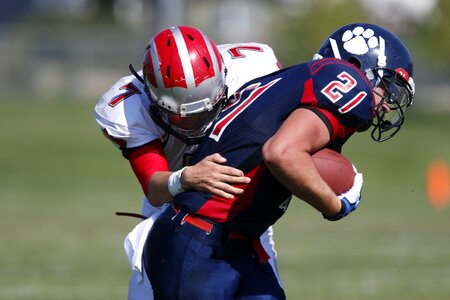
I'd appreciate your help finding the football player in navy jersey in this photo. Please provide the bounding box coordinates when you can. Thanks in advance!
[143,23,416,299]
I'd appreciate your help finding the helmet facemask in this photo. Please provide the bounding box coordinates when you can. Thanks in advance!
[149,85,228,145]
[367,68,414,142]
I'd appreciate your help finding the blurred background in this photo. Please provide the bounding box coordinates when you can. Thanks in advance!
[1,0,450,109]
[1,0,449,299]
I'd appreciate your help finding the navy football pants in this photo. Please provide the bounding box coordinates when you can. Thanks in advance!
[143,206,285,300]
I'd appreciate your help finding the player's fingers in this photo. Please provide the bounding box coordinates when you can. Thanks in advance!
[209,188,235,199]
[202,154,246,177]
[206,153,227,164]
[208,183,244,198]
[205,170,249,184]
[217,174,251,184]
[215,164,246,177]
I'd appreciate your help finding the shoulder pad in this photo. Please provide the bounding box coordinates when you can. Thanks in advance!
[94,75,162,149]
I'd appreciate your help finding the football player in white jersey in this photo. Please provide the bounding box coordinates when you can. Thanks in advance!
[94,25,282,299]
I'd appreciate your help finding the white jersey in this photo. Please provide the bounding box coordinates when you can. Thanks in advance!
[94,42,281,217]
[94,43,282,299]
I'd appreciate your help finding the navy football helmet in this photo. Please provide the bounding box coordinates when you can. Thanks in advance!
[314,23,415,142]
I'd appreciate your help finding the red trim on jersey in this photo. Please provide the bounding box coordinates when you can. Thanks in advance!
[317,107,356,139]
[227,164,267,220]
[128,140,169,195]
[196,164,266,222]
[310,58,349,75]
[338,91,368,114]
[300,78,319,106]
[108,82,141,107]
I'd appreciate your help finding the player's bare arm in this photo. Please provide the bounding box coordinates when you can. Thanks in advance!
[262,108,342,217]
[146,153,250,207]
[181,153,251,200]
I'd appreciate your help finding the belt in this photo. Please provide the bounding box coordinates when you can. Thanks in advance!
[171,206,270,263]
[181,212,213,234]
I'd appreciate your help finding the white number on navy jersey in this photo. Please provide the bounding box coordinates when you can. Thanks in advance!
[321,71,368,114]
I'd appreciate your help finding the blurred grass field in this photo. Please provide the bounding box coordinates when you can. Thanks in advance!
[1,100,449,300]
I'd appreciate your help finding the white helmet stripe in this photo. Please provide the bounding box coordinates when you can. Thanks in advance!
[149,39,164,89]
[171,27,195,89]
[377,36,387,67]
[204,35,221,80]
[330,38,341,59]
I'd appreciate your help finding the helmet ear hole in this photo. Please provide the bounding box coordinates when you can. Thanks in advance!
[203,57,210,68]
[348,57,361,69]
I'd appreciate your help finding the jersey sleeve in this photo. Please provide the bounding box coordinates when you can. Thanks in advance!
[128,139,169,195]
[303,106,355,143]
[94,74,163,150]
[218,42,282,95]
[308,58,375,133]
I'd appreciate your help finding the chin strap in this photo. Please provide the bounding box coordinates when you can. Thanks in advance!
[129,64,146,84]
[115,211,146,219]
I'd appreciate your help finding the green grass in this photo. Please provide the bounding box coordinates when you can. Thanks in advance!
[1,101,449,299]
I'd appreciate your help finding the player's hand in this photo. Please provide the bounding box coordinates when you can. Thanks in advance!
[181,153,251,199]
[324,166,363,221]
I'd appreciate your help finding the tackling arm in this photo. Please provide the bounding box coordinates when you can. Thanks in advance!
[129,140,251,207]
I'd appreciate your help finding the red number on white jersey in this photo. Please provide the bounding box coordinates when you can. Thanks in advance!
[227,45,264,59]
[108,82,141,107]
[321,71,367,114]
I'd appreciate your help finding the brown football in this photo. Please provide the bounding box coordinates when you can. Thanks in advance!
[312,148,356,195]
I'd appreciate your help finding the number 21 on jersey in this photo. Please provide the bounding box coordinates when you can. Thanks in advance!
[321,71,367,114]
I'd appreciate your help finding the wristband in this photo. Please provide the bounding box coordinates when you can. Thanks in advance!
[168,167,186,196]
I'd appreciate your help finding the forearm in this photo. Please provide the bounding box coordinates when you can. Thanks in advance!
[146,153,251,206]
[262,109,341,216]
[265,150,341,216]
[146,171,174,207]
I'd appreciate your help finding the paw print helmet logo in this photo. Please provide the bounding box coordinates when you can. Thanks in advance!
[314,23,416,142]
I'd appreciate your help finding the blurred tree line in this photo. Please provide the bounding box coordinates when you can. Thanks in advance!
[11,0,449,72]
[1,0,448,105]
[15,0,449,72]
[270,0,450,74]
[413,0,450,72]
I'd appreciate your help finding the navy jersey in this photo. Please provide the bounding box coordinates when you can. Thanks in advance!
[173,58,375,237]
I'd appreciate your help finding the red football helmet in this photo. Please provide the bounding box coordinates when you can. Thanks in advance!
[143,25,227,144]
